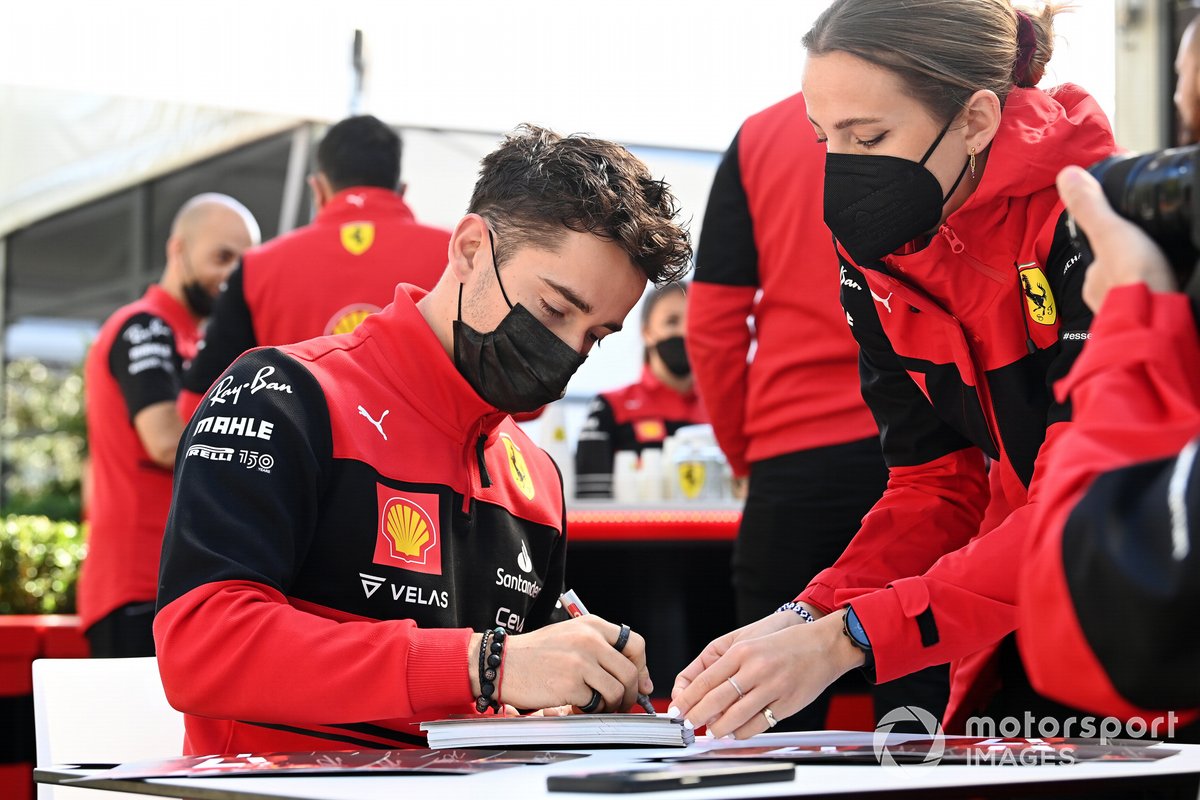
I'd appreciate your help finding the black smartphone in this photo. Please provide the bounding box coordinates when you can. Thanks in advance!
[546,760,795,793]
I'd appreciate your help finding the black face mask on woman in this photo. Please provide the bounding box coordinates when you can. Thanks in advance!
[823,116,970,265]
[654,335,691,378]
[453,231,586,414]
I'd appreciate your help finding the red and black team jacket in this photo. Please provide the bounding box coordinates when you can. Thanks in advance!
[574,366,708,498]
[690,93,878,478]
[155,285,567,755]
[178,188,450,418]
[80,285,199,630]
[794,85,1117,730]
[1020,285,1200,724]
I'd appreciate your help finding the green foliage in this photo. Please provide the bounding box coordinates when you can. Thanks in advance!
[0,359,87,613]
[0,515,86,614]
[2,358,85,521]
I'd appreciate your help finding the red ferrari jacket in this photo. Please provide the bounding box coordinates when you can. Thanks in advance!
[80,285,198,630]
[155,285,567,754]
[575,365,708,498]
[795,85,1117,730]
[1020,284,1200,723]
[179,188,449,418]
[690,93,877,477]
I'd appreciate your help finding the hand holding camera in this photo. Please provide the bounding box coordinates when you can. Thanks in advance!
[1059,164,1177,312]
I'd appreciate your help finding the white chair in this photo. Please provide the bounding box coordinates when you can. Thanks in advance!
[32,657,185,799]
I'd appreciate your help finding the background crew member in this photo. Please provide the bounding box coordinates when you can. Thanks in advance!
[79,193,259,657]
[575,282,707,498]
[1020,165,1200,732]
[1176,16,1200,146]
[691,92,946,729]
[672,0,1121,739]
[179,115,450,418]
[154,125,692,754]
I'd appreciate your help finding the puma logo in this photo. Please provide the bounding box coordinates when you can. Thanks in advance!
[357,405,389,441]
[870,290,894,314]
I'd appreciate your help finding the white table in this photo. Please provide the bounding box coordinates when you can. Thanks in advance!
[35,732,1200,800]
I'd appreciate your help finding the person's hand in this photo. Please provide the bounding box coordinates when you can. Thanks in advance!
[493,616,652,713]
[671,607,818,707]
[1056,165,1177,312]
[669,610,864,739]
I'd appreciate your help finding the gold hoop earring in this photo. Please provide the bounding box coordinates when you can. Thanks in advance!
[969,147,977,179]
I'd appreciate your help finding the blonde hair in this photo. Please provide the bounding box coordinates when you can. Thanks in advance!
[803,0,1068,123]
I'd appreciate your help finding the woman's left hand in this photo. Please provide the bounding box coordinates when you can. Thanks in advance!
[669,611,866,739]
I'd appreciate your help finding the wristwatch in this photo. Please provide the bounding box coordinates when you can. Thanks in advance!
[842,606,875,670]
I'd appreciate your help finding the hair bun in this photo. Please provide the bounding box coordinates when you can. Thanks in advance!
[1013,10,1038,86]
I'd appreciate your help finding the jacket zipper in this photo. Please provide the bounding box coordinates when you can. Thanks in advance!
[462,426,493,515]
[913,228,1004,458]
[476,434,492,488]
[939,225,966,254]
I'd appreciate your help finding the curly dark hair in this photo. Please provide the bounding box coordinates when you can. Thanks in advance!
[468,125,692,286]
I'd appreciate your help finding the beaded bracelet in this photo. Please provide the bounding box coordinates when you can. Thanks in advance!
[776,600,816,624]
[475,626,508,713]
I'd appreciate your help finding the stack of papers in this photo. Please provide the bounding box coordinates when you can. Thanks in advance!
[67,749,584,781]
[421,713,695,749]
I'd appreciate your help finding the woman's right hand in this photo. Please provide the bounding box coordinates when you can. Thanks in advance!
[670,604,821,709]
[482,616,651,713]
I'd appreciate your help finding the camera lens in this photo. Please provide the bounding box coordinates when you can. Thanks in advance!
[1088,145,1200,280]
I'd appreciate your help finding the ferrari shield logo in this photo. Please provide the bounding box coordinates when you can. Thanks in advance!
[340,222,375,255]
[1018,263,1056,325]
[677,461,706,500]
[500,433,535,500]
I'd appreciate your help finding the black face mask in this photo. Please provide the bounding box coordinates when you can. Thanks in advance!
[180,251,216,318]
[453,231,587,413]
[823,117,970,265]
[654,335,691,378]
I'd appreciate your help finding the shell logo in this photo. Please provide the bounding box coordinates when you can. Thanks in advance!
[634,419,667,443]
[386,500,431,558]
[325,303,381,336]
[340,221,375,255]
[373,486,442,574]
[500,433,535,500]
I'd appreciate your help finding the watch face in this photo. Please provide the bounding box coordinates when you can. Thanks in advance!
[846,608,871,650]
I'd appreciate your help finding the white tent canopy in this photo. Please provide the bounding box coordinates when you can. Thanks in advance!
[0,86,300,239]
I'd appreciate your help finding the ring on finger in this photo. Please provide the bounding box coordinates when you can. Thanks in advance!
[614,623,631,653]
[727,677,745,699]
[763,707,778,728]
[580,689,603,714]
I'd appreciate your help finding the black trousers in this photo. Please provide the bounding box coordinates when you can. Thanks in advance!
[734,438,949,731]
[84,600,157,658]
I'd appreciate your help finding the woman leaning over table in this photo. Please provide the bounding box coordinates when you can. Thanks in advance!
[672,0,1127,738]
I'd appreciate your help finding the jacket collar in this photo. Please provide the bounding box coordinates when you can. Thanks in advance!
[862,84,1116,287]
[316,187,415,225]
[143,284,197,337]
[355,284,508,439]
[639,363,698,402]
